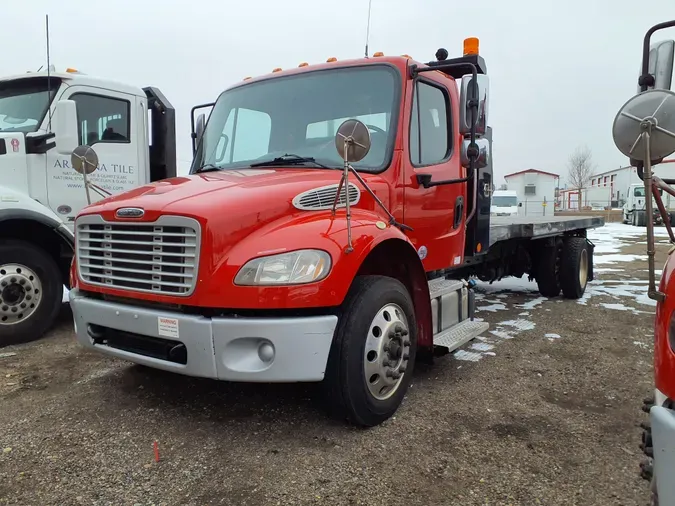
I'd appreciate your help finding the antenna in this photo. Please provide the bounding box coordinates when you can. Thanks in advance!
[364,0,373,58]
[46,14,52,132]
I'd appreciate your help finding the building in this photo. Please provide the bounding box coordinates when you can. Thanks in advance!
[588,159,675,208]
[503,169,559,217]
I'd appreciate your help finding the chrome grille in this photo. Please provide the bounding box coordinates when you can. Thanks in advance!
[76,215,201,296]
[292,183,360,211]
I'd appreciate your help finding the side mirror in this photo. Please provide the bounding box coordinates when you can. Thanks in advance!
[195,113,206,143]
[460,137,490,169]
[55,100,79,155]
[518,202,523,207]
[459,74,489,136]
[639,39,675,93]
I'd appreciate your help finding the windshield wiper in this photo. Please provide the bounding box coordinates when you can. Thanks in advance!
[249,154,334,169]
[194,164,224,174]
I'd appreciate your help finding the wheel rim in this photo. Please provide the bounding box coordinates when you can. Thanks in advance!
[579,249,588,288]
[0,264,42,326]
[363,303,411,401]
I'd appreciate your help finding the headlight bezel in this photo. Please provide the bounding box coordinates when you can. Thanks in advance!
[233,248,332,287]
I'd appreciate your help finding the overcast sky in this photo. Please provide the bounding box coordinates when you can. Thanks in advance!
[3,1,674,185]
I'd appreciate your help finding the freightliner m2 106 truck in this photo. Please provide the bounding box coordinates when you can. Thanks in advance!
[69,39,603,426]
[0,68,176,345]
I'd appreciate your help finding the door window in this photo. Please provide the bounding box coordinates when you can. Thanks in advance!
[70,93,130,145]
[410,81,450,166]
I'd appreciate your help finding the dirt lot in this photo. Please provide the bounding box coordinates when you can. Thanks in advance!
[0,224,665,506]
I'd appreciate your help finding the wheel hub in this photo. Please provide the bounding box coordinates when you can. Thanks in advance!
[0,264,42,325]
[363,303,411,401]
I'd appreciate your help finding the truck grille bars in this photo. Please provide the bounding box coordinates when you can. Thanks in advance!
[76,215,201,296]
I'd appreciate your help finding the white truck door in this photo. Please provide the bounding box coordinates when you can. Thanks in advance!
[46,87,144,220]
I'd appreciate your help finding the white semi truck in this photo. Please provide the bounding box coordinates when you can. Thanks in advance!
[0,67,176,346]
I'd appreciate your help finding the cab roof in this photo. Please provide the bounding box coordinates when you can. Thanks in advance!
[0,69,146,98]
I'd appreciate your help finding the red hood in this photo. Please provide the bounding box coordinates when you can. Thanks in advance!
[83,168,390,218]
[78,168,392,288]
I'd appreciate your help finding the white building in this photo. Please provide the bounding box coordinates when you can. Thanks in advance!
[589,159,675,207]
[504,169,559,217]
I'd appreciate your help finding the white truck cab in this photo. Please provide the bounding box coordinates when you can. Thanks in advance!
[0,67,176,346]
[490,189,519,216]
[622,182,672,226]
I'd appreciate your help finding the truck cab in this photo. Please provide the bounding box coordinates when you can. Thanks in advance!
[0,67,175,346]
[623,182,669,226]
[68,39,595,426]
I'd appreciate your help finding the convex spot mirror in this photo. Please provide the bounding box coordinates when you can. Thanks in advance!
[335,119,371,162]
[461,137,490,169]
[459,74,489,136]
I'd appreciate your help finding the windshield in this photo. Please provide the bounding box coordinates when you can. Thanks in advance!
[492,196,518,207]
[0,78,59,133]
[634,187,663,197]
[193,65,400,172]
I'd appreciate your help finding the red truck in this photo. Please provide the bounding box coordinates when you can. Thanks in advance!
[69,38,603,426]
[620,20,675,505]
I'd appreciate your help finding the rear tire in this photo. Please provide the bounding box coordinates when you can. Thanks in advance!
[636,210,647,227]
[560,237,589,299]
[323,275,417,427]
[0,240,62,348]
[535,239,561,297]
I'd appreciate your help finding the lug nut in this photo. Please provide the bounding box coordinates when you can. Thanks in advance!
[403,340,411,347]
[392,372,401,380]
[401,329,409,336]
[399,366,407,373]
[402,353,409,360]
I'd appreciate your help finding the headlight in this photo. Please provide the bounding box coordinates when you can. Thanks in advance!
[234,249,331,286]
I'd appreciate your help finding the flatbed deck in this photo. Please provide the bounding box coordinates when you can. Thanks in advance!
[489,215,605,246]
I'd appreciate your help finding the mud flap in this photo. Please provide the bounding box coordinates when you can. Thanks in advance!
[586,239,595,282]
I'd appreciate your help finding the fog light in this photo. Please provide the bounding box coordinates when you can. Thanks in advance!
[258,342,275,363]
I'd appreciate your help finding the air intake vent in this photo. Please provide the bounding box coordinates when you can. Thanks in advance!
[292,183,360,211]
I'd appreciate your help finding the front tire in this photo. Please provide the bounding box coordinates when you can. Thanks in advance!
[323,275,417,427]
[0,240,62,347]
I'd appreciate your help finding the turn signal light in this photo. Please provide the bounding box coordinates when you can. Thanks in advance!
[401,54,412,59]
[373,52,384,57]
[463,37,479,56]
[299,62,309,67]
[65,67,79,73]
[243,76,252,80]
[272,68,282,73]
[326,57,337,62]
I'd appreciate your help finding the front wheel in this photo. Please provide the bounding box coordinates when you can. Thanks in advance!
[323,275,417,427]
[0,240,63,347]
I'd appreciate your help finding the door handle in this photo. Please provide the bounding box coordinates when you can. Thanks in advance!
[454,196,464,229]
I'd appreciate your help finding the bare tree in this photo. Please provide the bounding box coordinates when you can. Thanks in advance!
[567,145,595,190]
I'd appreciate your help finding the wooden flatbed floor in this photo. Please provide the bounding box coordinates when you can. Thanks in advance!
[489,215,605,246]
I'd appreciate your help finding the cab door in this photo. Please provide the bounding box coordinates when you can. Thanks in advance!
[46,87,143,224]
[402,74,465,272]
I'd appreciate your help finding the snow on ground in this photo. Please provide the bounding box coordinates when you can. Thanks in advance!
[455,221,667,364]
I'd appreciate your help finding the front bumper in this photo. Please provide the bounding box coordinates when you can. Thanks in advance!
[69,289,338,382]
[650,389,675,501]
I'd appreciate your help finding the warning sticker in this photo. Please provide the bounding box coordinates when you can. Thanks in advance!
[10,139,19,152]
[157,317,179,338]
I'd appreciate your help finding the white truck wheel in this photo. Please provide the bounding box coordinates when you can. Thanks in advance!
[0,240,62,347]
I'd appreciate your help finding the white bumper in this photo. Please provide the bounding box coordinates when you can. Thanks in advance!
[69,289,338,382]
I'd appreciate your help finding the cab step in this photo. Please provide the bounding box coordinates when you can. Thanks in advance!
[433,320,489,352]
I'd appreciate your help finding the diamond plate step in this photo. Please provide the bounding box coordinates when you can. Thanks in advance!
[428,277,464,300]
[433,320,489,352]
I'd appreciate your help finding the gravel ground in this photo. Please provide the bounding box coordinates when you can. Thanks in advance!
[0,224,664,506]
